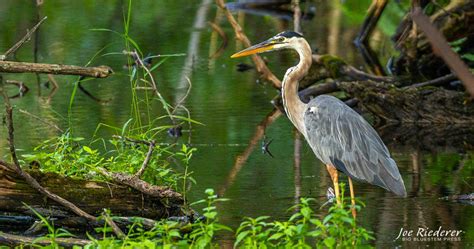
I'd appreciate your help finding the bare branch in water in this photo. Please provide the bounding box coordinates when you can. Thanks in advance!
[216,0,282,88]
[208,21,229,59]
[1,16,48,61]
[0,61,113,78]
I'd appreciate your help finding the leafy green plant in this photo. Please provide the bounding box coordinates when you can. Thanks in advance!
[235,216,272,248]
[450,37,474,64]
[189,188,232,248]
[176,144,197,204]
[24,204,75,248]
[234,183,374,248]
[21,133,99,177]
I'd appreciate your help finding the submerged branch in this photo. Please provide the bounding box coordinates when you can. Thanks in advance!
[18,109,63,132]
[208,21,228,59]
[216,0,282,88]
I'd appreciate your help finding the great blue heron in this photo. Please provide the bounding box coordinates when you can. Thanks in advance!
[231,31,407,215]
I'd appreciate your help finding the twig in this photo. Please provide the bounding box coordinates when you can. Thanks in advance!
[215,0,282,88]
[134,140,156,178]
[113,135,157,177]
[208,22,228,59]
[0,80,96,222]
[5,80,29,97]
[0,17,48,61]
[172,77,192,116]
[411,6,474,96]
[123,50,173,120]
[0,231,91,247]
[292,0,302,34]
[18,109,63,132]
[102,210,125,239]
[405,73,457,89]
[0,61,113,78]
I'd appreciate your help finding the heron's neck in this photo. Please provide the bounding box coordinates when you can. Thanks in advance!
[281,40,312,136]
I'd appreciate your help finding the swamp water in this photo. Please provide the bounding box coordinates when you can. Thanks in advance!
[0,1,472,247]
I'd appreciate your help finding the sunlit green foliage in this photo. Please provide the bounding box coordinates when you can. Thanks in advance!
[235,184,374,248]
[21,188,373,248]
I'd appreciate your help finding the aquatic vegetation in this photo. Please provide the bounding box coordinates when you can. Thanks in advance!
[235,185,374,248]
[21,187,373,248]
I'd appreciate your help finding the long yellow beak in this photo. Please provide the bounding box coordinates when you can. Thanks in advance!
[231,41,275,58]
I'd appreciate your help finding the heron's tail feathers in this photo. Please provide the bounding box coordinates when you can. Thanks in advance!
[377,158,407,197]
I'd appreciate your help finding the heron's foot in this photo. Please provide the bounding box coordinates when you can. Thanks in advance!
[327,186,335,202]
[319,187,336,209]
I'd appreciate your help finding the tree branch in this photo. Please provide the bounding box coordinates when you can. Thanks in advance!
[410,6,474,96]
[292,0,302,34]
[0,16,48,61]
[134,140,156,178]
[405,73,457,89]
[216,0,282,88]
[0,61,112,78]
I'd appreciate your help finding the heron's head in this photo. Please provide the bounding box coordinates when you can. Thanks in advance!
[231,31,304,58]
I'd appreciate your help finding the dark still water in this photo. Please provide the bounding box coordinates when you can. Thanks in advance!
[0,0,472,248]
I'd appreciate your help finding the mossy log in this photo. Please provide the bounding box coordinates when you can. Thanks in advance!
[338,80,474,124]
[0,164,184,220]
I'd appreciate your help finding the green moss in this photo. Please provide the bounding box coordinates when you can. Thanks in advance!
[319,54,348,78]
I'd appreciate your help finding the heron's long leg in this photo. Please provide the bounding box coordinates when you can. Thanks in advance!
[326,164,340,204]
[348,177,357,219]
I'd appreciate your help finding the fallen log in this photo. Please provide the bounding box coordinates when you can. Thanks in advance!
[0,164,183,220]
[338,80,474,124]
[0,61,113,78]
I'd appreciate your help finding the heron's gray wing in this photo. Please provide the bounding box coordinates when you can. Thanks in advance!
[304,95,406,197]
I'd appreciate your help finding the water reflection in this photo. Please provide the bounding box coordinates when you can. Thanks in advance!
[0,0,472,247]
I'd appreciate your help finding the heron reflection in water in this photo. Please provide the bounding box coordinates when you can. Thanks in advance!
[231,31,406,216]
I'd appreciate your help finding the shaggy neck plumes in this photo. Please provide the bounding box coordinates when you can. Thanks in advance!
[281,39,312,137]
